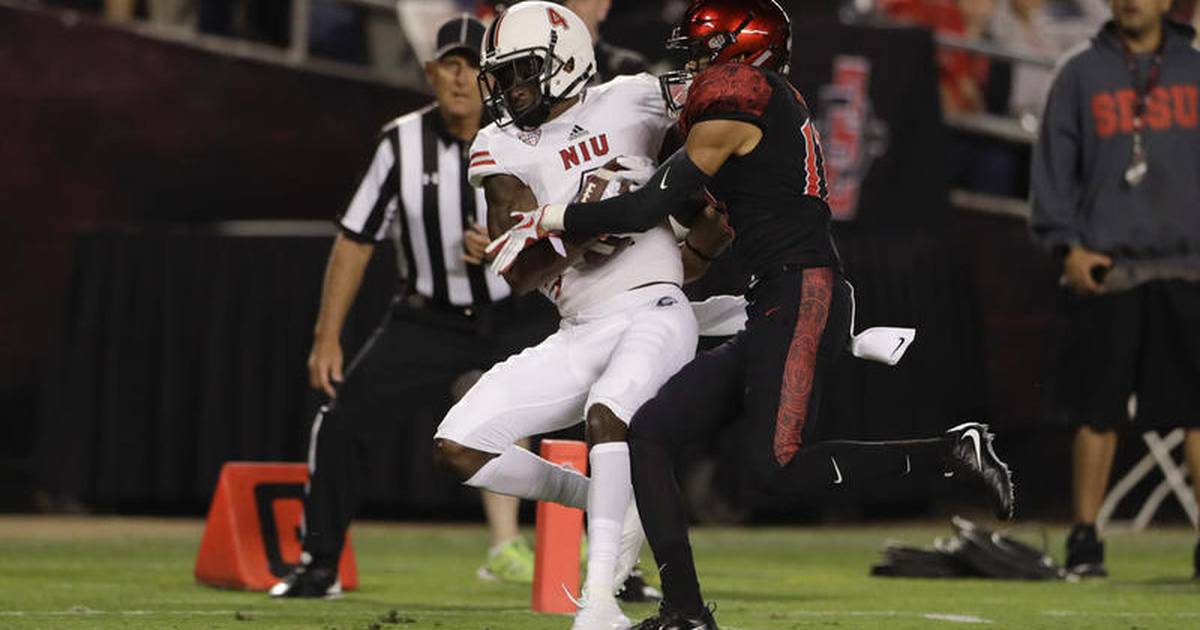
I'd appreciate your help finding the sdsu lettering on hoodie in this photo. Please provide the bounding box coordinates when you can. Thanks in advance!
[1031,20,1200,269]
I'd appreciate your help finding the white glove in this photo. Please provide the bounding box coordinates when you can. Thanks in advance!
[485,205,567,275]
[607,156,657,194]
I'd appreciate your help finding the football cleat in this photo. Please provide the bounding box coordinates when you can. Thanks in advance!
[477,537,535,583]
[617,568,663,603]
[945,422,1015,520]
[570,587,631,630]
[268,561,342,599]
[1065,523,1108,578]
[633,602,718,630]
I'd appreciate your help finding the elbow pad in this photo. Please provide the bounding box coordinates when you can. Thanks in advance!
[564,148,711,238]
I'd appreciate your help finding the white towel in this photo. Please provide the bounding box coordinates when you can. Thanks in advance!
[687,281,916,365]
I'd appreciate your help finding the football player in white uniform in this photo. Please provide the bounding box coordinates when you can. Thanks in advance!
[432,3,728,629]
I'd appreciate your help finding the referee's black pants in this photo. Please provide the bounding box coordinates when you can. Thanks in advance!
[302,298,555,567]
[628,267,955,615]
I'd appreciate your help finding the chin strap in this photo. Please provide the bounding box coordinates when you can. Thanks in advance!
[513,99,553,131]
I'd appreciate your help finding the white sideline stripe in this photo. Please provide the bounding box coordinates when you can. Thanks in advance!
[923,613,991,624]
[1043,610,1200,618]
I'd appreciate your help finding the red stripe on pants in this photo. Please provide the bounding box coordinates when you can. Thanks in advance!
[773,267,833,466]
[802,121,820,197]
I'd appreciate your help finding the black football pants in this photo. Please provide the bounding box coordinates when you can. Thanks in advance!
[628,267,953,614]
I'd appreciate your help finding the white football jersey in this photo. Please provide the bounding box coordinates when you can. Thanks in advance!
[468,73,681,318]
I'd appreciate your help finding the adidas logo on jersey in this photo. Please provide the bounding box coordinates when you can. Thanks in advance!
[568,125,589,141]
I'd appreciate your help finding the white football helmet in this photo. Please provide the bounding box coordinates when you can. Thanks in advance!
[479,1,596,130]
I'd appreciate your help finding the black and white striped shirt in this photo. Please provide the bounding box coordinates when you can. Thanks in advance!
[338,105,510,308]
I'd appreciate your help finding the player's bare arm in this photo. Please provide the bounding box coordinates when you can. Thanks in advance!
[684,118,762,175]
[482,173,581,293]
[483,173,538,237]
[309,233,375,397]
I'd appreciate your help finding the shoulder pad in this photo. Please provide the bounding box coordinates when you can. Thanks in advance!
[681,63,772,134]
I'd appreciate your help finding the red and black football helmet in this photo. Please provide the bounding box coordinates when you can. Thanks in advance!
[660,0,792,112]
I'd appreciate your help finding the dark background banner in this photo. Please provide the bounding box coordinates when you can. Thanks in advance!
[0,4,425,442]
[789,20,951,227]
[35,222,988,518]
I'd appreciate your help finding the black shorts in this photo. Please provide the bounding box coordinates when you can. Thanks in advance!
[628,266,852,487]
[1057,279,1200,429]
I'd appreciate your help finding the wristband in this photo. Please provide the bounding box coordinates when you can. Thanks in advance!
[540,204,567,232]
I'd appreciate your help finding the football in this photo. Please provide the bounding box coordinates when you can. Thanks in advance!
[575,157,636,203]
[502,158,638,292]
[577,158,638,266]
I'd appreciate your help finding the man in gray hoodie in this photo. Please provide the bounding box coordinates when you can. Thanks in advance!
[1031,0,1200,578]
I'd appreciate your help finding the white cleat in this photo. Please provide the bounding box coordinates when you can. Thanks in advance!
[571,591,631,630]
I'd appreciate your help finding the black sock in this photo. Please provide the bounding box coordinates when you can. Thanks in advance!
[1069,522,1099,543]
[773,437,953,493]
[629,433,706,616]
[307,551,339,571]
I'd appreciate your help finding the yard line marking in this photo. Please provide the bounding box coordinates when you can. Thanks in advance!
[923,613,992,624]
[0,611,249,617]
[771,610,1200,620]
[1043,610,1200,618]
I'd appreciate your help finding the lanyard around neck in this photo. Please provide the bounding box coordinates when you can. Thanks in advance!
[1118,32,1167,127]
[1117,32,1166,187]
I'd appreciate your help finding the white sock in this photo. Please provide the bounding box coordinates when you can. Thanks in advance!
[464,445,589,509]
[584,442,633,597]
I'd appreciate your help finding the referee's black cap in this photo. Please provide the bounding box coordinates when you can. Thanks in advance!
[434,14,487,65]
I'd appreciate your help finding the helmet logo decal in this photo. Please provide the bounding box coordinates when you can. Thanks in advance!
[547,7,569,29]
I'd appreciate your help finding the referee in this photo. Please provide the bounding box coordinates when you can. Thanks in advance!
[271,15,556,598]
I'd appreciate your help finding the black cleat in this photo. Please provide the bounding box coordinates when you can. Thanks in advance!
[633,602,718,630]
[268,561,342,598]
[1065,523,1107,578]
[945,423,1015,520]
[617,568,662,603]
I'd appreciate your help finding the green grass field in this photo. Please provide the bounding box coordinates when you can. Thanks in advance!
[1,516,1198,629]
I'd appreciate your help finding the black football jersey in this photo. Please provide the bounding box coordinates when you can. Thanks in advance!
[680,62,840,275]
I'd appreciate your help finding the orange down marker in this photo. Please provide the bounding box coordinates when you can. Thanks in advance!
[531,439,588,613]
[194,462,358,591]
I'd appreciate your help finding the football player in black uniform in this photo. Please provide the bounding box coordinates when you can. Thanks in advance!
[487,1,1015,628]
